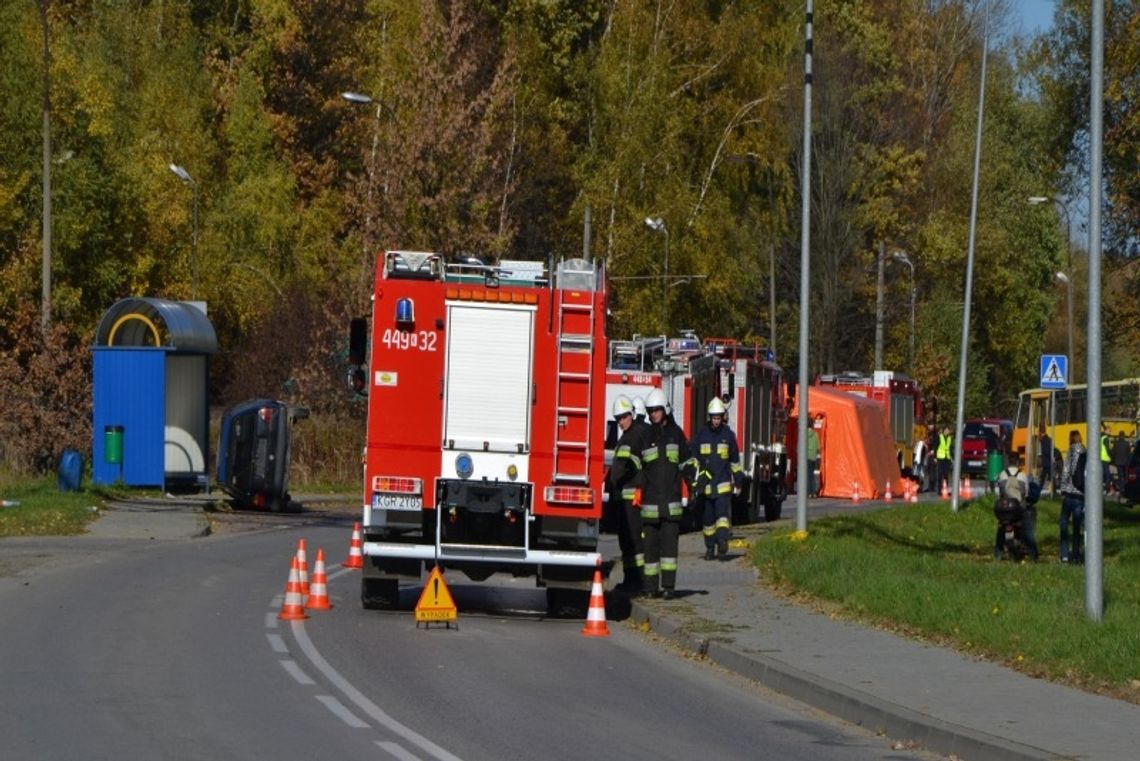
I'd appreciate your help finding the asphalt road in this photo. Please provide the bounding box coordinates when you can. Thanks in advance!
[0,522,937,761]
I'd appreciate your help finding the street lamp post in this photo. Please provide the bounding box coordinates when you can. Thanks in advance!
[342,91,384,255]
[644,216,669,330]
[168,164,198,300]
[1055,271,1074,368]
[892,251,915,372]
[1028,195,1072,272]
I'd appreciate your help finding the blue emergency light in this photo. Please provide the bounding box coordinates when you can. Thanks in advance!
[395,298,414,324]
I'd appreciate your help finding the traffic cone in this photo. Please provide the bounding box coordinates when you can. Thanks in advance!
[277,558,309,621]
[941,479,950,500]
[964,477,973,499]
[884,480,893,502]
[581,560,610,638]
[901,479,910,502]
[909,480,918,503]
[851,481,860,503]
[343,522,364,569]
[295,539,310,595]
[307,549,333,611]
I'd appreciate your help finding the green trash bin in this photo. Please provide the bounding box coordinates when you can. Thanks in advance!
[104,425,124,465]
[986,449,1004,485]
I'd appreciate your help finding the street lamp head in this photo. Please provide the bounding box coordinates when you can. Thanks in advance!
[341,91,374,105]
[169,163,194,184]
[644,216,665,233]
[891,250,912,266]
[1027,196,1050,205]
[1055,271,1070,284]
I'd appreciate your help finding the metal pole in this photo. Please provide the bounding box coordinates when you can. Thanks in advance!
[875,240,885,371]
[191,182,199,301]
[1066,276,1074,368]
[951,1,988,512]
[909,282,916,372]
[583,205,592,262]
[1085,0,1104,623]
[769,241,777,355]
[39,0,51,332]
[663,226,670,329]
[796,0,813,534]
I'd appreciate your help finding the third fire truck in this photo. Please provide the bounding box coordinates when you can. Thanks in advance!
[604,334,788,523]
[347,252,608,614]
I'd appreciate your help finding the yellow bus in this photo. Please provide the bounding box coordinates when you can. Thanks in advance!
[1012,379,1140,476]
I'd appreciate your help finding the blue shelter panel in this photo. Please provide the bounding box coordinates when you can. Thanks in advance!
[92,349,166,486]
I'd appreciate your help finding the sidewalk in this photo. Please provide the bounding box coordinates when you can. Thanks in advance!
[624,498,1140,761]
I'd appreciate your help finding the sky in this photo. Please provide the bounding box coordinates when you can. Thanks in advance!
[1011,0,1058,37]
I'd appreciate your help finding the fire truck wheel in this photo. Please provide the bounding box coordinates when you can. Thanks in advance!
[545,587,589,619]
[361,578,399,610]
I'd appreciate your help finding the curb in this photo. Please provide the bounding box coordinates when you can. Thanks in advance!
[628,600,1058,761]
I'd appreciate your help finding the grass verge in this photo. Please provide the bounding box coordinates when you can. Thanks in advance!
[752,496,1140,703]
[0,472,123,537]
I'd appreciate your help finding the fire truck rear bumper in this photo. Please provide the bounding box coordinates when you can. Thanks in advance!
[361,541,601,568]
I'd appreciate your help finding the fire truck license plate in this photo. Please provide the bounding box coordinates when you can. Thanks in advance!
[372,494,423,510]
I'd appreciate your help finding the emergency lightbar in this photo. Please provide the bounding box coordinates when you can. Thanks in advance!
[444,287,539,304]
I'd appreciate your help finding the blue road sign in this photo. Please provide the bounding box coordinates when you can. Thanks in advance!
[1040,354,1068,389]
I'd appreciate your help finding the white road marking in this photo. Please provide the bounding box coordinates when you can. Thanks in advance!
[266,633,288,653]
[265,611,279,628]
[316,695,370,728]
[290,621,465,761]
[279,659,316,685]
[376,740,425,761]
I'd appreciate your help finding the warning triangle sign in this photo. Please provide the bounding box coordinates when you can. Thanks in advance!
[1044,358,1064,383]
[414,567,457,624]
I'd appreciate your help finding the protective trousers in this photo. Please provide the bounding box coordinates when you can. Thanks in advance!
[616,497,644,586]
[702,494,731,553]
[641,517,679,595]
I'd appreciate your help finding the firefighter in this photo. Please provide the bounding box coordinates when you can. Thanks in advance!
[692,397,743,560]
[632,395,648,424]
[608,395,649,593]
[639,388,696,599]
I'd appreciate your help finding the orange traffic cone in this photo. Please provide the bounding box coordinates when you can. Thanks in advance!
[295,538,310,595]
[941,479,950,500]
[307,549,333,611]
[851,481,861,503]
[581,560,610,638]
[278,558,309,621]
[901,479,910,502]
[343,522,364,569]
[884,480,893,502]
[964,477,973,499]
[911,480,919,503]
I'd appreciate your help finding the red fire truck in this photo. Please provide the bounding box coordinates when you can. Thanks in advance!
[813,371,925,468]
[347,252,608,613]
[602,334,788,524]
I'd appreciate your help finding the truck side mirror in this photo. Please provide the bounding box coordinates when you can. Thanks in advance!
[349,317,368,365]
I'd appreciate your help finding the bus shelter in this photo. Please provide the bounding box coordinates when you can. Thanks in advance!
[91,297,217,489]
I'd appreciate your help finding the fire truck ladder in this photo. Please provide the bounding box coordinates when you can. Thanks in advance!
[552,281,596,484]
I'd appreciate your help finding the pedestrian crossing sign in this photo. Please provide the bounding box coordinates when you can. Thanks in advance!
[1040,354,1067,389]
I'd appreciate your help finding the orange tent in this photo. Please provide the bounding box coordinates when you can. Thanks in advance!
[790,385,902,500]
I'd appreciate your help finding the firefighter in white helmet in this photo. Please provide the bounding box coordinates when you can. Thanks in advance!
[607,395,650,592]
[639,387,696,598]
[691,396,743,560]
[632,396,648,423]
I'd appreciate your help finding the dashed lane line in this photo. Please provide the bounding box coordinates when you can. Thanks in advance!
[289,620,465,761]
[315,695,370,728]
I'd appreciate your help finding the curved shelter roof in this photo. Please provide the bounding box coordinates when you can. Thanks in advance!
[94,297,217,353]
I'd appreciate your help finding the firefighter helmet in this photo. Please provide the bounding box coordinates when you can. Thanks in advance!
[645,388,668,411]
[612,395,634,419]
[707,397,728,417]
[633,396,647,419]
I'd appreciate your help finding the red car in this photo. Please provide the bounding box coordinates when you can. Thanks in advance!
[960,419,1013,477]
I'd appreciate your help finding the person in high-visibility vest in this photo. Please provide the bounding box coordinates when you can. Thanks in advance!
[936,426,954,490]
[639,388,695,599]
[1099,424,1112,494]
